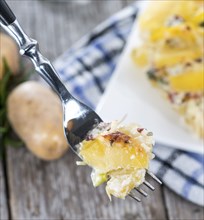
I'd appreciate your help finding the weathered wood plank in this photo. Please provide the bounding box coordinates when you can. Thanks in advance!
[7,0,128,61]
[164,187,204,220]
[5,0,167,219]
[7,147,166,220]
[0,160,9,220]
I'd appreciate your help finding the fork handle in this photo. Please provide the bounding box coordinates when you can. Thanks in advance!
[0,0,71,101]
[0,0,16,25]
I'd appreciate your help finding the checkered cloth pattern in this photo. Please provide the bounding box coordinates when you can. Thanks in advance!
[54,3,204,206]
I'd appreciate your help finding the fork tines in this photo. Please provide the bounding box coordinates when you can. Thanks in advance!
[146,170,162,185]
[129,170,162,202]
[144,180,155,191]
[134,187,148,197]
[128,193,141,202]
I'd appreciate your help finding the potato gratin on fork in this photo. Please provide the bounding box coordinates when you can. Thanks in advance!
[132,0,204,138]
[77,121,155,200]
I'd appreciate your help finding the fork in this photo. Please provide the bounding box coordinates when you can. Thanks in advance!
[129,170,162,202]
[0,0,161,201]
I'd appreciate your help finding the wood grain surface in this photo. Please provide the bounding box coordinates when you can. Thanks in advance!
[1,0,203,219]
[0,160,8,220]
[164,187,204,220]
[7,147,167,220]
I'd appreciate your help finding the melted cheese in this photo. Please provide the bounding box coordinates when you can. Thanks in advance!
[78,122,154,199]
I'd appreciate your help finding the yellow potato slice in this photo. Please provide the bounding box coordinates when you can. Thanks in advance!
[169,71,204,92]
[79,133,149,174]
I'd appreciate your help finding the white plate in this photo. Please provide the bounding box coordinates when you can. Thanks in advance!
[96,2,204,154]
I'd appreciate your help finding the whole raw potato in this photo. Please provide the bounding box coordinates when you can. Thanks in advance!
[0,32,19,79]
[7,81,69,160]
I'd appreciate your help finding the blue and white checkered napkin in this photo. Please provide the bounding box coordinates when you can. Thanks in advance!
[54,4,204,206]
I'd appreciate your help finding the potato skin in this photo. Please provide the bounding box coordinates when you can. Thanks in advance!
[7,81,69,160]
[0,32,19,79]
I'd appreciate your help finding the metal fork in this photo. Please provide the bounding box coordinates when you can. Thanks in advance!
[129,170,162,202]
[0,0,161,201]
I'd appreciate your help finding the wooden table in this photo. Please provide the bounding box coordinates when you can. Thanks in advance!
[1,1,203,219]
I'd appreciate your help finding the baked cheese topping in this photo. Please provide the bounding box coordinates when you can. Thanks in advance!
[77,121,154,199]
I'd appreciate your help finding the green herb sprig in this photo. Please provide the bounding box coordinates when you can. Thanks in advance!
[199,21,204,27]
[0,60,32,157]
